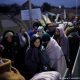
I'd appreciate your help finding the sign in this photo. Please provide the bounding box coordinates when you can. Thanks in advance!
[21,8,42,21]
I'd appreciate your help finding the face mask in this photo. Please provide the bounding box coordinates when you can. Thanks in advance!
[42,43,47,48]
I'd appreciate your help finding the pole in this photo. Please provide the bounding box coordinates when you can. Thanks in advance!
[76,0,78,17]
[64,9,66,20]
[28,0,33,29]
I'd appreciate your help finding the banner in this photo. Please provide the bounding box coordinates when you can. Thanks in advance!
[21,8,42,20]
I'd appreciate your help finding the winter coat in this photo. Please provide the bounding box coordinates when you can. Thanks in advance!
[15,32,30,64]
[68,32,80,70]
[57,26,69,62]
[25,35,50,79]
[25,47,50,79]
[15,32,30,79]
[16,32,30,49]
[46,38,67,77]
[1,31,18,66]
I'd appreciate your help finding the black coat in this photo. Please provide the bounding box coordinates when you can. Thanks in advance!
[25,47,50,79]
[1,31,18,66]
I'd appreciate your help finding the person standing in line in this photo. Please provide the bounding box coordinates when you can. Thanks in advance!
[15,27,30,78]
[1,30,18,67]
[42,33,67,77]
[25,34,50,79]
[54,26,69,67]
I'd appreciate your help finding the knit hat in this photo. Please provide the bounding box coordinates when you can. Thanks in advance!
[42,33,50,42]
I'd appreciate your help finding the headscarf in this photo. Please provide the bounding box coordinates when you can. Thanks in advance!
[30,34,42,48]
[57,26,66,38]
[56,26,69,61]
[42,33,50,42]
[1,30,14,45]
[37,26,44,32]
[5,32,13,38]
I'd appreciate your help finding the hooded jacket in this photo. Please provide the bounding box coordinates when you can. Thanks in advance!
[46,38,67,77]
[25,35,50,79]
[1,30,18,66]
[57,26,69,61]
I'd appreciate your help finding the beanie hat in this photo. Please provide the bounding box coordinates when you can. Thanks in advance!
[42,33,50,42]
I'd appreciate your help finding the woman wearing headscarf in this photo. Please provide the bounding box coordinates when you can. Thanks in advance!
[25,34,50,79]
[1,30,18,67]
[54,26,69,66]
[0,44,25,80]
[36,26,45,38]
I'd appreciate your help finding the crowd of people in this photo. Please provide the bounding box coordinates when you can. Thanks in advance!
[0,17,80,80]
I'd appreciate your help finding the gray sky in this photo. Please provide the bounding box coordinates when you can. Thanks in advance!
[0,0,80,8]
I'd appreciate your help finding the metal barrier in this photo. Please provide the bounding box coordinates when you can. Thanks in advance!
[72,46,80,79]
[61,46,80,80]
